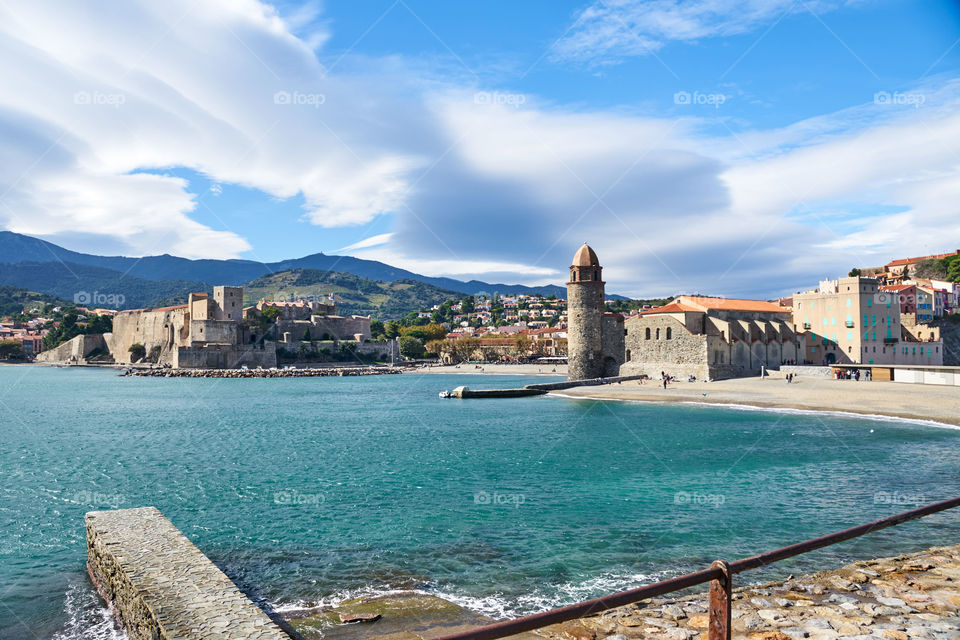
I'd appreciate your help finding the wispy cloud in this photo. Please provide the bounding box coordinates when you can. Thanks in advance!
[336,232,394,252]
[550,0,855,65]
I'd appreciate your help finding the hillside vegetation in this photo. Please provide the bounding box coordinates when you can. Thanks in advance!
[242,269,462,319]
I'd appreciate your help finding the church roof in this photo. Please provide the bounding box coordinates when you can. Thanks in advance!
[639,302,701,315]
[572,243,600,267]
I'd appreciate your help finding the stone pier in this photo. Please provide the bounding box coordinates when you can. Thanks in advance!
[86,506,291,640]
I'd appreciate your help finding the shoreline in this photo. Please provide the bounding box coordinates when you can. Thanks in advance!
[549,374,960,427]
[286,544,960,640]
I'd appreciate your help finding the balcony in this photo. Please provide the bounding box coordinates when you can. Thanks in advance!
[845,321,855,328]
[884,337,899,344]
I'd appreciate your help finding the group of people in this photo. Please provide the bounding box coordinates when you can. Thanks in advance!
[834,368,871,381]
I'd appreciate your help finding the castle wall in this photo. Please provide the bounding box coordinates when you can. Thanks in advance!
[35,334,109,364]
[600,314,625,377]
[188,320,237,345]
[110,308,188,365]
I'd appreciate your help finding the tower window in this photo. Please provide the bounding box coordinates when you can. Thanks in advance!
[645,328,651,340]
[656,328,661,339]
[594,270,598,280]
[666,327,672,340]
[626,349,631,361]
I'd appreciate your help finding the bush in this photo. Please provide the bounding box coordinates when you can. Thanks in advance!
[128,343,146,361]
[398,335,425,359]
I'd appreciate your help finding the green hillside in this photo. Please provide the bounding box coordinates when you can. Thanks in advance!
[0,286,73,317]
[243,269,461,319]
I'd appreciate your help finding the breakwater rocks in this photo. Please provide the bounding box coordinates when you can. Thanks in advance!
[122,366,401,378]
[545,544,960,640]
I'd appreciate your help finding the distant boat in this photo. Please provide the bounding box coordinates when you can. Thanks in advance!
[439,390,452,398]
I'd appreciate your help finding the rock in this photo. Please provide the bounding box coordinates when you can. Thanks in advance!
[876,596,906,607]
[882,631,909,640]
[601,635,628,640]
[662,604,686,620]
[802,618,833,630]
[746,633,791,640]
[686,614,709,629]
[828,577,855,591]
[559,623,595,640]
[826,593,857,605]
[777,626,809,639]
[752,597,775,608]
[758,609,785,622]
[339,613,382,623]
[641,617,676,628]
[773,598,794,607]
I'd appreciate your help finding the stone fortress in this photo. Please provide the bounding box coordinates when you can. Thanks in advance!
[39,286,375,369]
[567,245,803,381]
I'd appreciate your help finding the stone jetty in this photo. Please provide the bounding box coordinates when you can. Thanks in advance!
[86,507,291,640]
[122,366,401,378]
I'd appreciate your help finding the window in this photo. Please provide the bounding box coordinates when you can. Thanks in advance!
[645,328,651,340]
[867,298,872,307]
[666,327,672,339]
[656,328,660,339]
[872,314,876,326]
[593,270,599,280]
[626,349,631,361]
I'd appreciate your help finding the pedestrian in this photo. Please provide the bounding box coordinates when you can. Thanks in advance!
[663,377,667,389]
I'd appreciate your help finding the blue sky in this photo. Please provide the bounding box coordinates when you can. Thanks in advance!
[0,1,958,297]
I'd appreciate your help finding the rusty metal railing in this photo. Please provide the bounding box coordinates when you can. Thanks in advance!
[432,495,960,640]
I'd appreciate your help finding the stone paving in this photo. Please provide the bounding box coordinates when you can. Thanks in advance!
[543,545,960,640]
[86,507,290,640]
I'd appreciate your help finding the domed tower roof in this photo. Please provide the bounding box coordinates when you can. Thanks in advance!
[572,243,600,267]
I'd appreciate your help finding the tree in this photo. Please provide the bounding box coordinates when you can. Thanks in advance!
[303,328,312,341]
[370,319,385,337]
[848,268,862,277]
[0,340,24,360]
[128,343,146,361]
[460,296,475,314]
[401,323,447,343]
[398,335,425,359]
[385,321,402,339]
[947,256,960,283]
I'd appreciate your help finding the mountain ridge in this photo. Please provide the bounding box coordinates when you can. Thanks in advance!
[0,231,607,298]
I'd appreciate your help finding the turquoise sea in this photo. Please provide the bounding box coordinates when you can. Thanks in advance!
[1,365,959,640]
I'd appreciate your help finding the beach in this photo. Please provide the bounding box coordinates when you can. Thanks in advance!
[550,373,960,427]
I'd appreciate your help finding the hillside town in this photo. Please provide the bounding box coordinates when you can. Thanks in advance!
[2,249,958,375]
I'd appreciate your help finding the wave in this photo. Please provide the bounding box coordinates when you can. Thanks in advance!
[269,569,670,621]
[51,582,123,640]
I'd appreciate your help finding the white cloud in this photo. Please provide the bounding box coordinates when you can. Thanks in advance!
[336,233,395,252]
[551,0,855,65]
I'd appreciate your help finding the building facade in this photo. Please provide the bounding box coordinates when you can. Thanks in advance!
[793,276,943,366]
[565,244,624,380]
[621,296,802,381]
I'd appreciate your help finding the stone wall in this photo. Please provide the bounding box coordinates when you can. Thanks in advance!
[85,507,289,640]
[600,314,625,377]
[174,342,277,369]
[35,333,109,364]
[622,314,711,379]
[566,280,605,380]
[111,307,188,365]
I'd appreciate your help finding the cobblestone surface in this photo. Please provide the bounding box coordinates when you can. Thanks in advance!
[86,507,290,640]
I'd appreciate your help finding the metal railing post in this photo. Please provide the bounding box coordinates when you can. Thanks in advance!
[708,560,731,640]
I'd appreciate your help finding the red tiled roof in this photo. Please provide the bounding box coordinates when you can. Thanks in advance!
[639,302,701,315]
[885,251,959,267]
[150,304,189,312]
[678,296,787,313]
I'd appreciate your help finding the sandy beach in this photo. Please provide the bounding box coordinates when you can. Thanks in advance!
[550,372,960,427]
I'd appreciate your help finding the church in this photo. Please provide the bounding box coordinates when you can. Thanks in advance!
[566,245,803,381]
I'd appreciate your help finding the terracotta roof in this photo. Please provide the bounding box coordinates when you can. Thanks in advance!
[885,251,959,267]
[881,284,914,291]
[572,243,600,267]
[678,296,788,313]
[639,302,701,315]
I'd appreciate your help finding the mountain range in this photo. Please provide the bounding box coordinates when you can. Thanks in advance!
[0,231,620,315]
